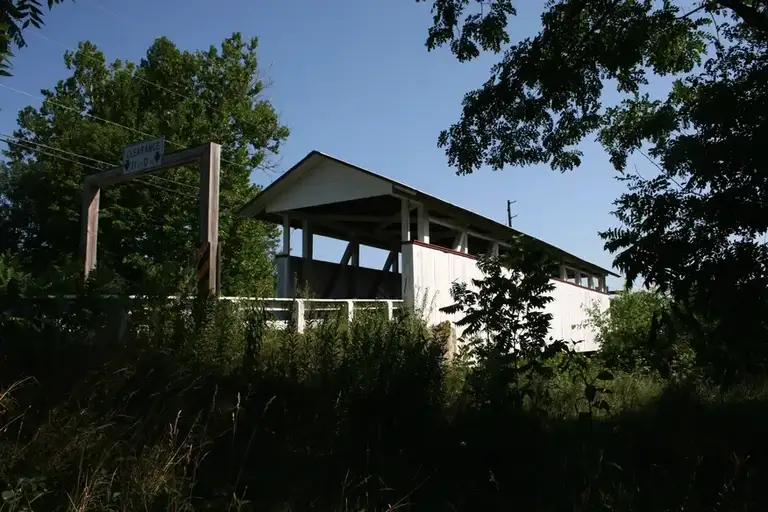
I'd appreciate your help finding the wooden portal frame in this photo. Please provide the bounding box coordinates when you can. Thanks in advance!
[79,142,221,294]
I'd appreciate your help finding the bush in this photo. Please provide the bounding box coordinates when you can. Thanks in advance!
[3,261,768,509]
[586,290,697,380]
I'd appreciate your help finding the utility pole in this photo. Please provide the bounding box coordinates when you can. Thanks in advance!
[506,199,517,227]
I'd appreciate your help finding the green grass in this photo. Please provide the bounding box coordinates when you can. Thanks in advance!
[2,297,768,511]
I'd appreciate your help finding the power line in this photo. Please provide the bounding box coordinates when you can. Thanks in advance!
[1,137,104,172]
[27,31,199,110]
[1,83,179,148]
[132,178,197,200]
[0,137,197,201]
[0,137,242,218]
[1,133,199,193]
[24,28,277,176]
[2,81,272,178]
[1,132,115,169]
[636,148,700,196]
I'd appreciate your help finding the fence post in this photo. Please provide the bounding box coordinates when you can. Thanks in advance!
[294,299,306,333]
[386,300,394,322]
[345,300,354,324]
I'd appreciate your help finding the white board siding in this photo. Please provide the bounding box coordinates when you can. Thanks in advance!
[402,242,484,329]
[401,242,609,351]
[266,160,392,213]
[544,280,610,352]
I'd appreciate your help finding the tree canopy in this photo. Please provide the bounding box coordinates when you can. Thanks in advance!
[419,0,768,374]
[0,33,289,295]
[1,0,69,76]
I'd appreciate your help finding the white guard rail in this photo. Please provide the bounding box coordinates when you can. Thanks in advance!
[40,296,405,334]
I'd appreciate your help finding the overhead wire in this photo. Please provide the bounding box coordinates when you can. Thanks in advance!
[1,132,115,169]
[130,178,198,200]
[0,132,199,193]
[1,137,104,172]
[1,83,175,147]
[636,147,702,197]
[0,137,198,200]
[7,9,288,219]
[24,27,278,177]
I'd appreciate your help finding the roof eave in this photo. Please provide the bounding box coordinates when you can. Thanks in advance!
[238,151,621,278]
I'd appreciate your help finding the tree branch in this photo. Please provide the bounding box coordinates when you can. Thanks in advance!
[677,3,708,19]
[717,0,768,35]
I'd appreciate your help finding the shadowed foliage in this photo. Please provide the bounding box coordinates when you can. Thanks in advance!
[0,34,288,295]
[1,0,70,76]
[417,0,768,379]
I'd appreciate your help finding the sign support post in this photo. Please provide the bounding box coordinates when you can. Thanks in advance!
[80,141,221,295]
[198,142,220,296]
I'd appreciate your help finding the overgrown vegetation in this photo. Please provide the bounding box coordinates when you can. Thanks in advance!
[584,289,698,381]
[3,248,768,510]
[1,33,286,296]
[2,2,768,508]
[417,0,768,379]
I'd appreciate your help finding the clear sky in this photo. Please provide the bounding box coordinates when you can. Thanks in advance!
[0,0,664,290]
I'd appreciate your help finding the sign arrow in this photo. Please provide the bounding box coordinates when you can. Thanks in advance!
[122,137,165,175]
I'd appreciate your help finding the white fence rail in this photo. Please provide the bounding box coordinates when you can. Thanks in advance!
[220,298,405,332]
[36,296,405,334]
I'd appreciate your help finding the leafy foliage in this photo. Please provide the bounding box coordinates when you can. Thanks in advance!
[0,0,68,76]
[4,289,768,510]
[442,236,565,407]
[586,289,697,379]
[419,0,768,376]
[0,34,288,295]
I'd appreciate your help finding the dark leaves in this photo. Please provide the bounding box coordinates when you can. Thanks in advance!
[422,0,768,377]
[419,0,709,174]
[1,0,69,76]
[440,235,564,407]
[1,35,287,296]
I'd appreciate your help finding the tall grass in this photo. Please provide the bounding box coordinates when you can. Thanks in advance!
[2,296,768,510]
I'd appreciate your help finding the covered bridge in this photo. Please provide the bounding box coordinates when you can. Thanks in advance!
[239,151,618,350]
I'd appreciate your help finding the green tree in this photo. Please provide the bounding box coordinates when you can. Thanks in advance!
[1,0,69,76]
[419,0,768,374]
[0,34,288,295]
[442,236,564,408]
[585,290,697,379]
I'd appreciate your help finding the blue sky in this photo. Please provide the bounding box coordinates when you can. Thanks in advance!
[1,0,665,290]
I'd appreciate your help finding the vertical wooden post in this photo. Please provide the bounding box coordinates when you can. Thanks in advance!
[453,231,468,253]
[345,299,355,324]
[302,220,312,259]
[416,204,429,244]
[199,142,221,296]
[216,241,223,295]
[294,300,306,333]
[277,215,292,297]
[80,180,101,283]
[400,198,411,242]
[349,241,359,297]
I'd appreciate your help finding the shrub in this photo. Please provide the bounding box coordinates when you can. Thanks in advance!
[3,264,768,510]
[586,290,697,380]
